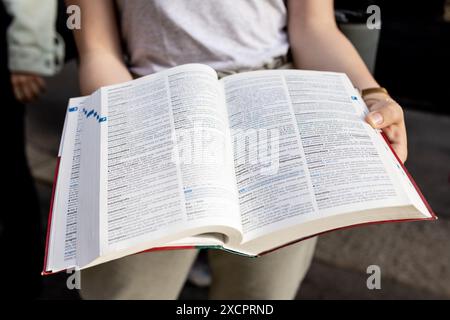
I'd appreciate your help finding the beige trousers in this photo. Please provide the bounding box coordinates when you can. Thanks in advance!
[81,238,317,300]
[81,57,318,300]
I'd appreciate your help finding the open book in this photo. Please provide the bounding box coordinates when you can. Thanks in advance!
[43,64,435,274]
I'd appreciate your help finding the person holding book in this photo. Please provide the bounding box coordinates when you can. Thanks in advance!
[67,0,409,299]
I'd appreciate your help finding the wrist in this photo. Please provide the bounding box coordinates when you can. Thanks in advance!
[361,87,389,98]
[361,87,391,108]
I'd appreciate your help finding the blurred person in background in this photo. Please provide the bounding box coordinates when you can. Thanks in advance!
[69,0,408,299]
[0,0,64,299]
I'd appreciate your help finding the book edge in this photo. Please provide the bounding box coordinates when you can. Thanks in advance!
[380,132,437,219]
[257,215,435,257]
[42,157,61,275]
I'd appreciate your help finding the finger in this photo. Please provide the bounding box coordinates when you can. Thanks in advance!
[382,125,397,143]
[20,84,34,103]
[33,76,46,91]
[28,80,43,99]
[13,85,24,102]
[366,100,404,129]
[391,141,408,163]
[382,123,408,163]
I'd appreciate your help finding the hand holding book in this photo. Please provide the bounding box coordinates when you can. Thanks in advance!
[363,88,408,163]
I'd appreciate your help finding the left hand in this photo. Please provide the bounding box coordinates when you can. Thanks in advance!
[11,72,46,103]
[364,93,408,163]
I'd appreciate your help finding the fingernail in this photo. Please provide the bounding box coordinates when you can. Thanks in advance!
[369,112,383,125]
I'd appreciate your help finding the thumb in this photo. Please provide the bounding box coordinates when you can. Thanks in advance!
[366,99,403,129]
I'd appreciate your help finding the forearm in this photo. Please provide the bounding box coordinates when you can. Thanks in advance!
[67,0,131,95]
[78,50,132,95]
[290,26,379,91]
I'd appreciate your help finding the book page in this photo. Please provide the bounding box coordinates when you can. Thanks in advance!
[222,72,317,242]
[62,101,83,263]
[77,91,104,266]
[98,64,242,255]
[45,97,86,272]
[222,69,414,243]
[167,66,242,237]
[284,70,413,217]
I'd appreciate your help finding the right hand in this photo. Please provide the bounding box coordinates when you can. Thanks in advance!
[365,93,408,163]
[11,72,46,103]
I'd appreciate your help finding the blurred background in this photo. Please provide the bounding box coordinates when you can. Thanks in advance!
[5,0,450,299]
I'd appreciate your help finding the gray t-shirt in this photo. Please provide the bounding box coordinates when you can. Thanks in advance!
[116,0,289,76]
